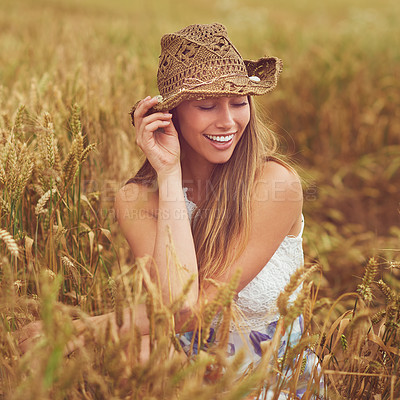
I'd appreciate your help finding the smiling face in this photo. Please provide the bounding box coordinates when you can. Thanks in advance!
[174,96,251,172]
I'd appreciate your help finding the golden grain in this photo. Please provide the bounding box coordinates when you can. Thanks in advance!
[376,279,395,303]
[70,104,81,137]
[0,164,6,186]
[11,105,26,140]
[0,228,19,258]
[80,143,96,164]
[62,144,79,184]
[61,256,79,285]
[35,188,57,215]
[74,132,84,164]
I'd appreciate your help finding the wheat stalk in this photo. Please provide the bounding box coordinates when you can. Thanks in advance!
[303,282,312,328]
[11,105,26,140]
[62,139,79,184]
[4,137,18,194]
[44,115,56,168]
[376,279,395,303]
[0,164,6,186]
[284,286,308,328]
[15,143,34,200]
[35,188,57,215]
[74,132,84,164]
[0,228,19,257]
[108,276,117,309]
[70,103,81,136]
[278,265,319,316]
[0,198,10,213]
[371,310,386,325]
[61,256,79,286]
[115,282,124,330]
[80,142,96,163]
[357,257,379,303]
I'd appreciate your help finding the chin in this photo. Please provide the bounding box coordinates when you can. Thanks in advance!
[208,154,234,165]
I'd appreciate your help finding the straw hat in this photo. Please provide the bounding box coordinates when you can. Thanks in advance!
[130,23,282,124]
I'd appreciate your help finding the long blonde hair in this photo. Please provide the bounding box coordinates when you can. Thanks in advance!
[129,97,285,283]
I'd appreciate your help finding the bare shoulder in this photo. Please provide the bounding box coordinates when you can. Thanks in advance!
[114,182,158,222]
[114,182,158,245]
[114,182,158,258]
[252,160,303,236]
[254,160,303,204]
[115,181,156,204]
[221,160,303,290]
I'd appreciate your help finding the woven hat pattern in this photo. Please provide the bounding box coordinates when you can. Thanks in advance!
[131,23,282,120]
[157,24,247,99]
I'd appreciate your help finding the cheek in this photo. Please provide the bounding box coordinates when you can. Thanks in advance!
[178,113,207,138]
[177,118,193,141]
[240,109,251,129]
[175,116,200,146]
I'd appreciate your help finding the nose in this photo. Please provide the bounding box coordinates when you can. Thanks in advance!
[215,104,235,131]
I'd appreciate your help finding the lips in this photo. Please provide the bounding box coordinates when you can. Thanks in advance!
[203,133,236,151]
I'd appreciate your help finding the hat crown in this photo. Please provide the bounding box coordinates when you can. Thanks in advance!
[130,23,282,124]
[164,23,229,46]
[157,23,247,99]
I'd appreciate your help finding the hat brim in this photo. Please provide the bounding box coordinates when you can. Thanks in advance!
[130,56,282,126]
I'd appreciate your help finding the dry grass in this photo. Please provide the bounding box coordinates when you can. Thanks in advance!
[0,0,399,398]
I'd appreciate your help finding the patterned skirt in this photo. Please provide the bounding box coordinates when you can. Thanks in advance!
[178,315,322,399]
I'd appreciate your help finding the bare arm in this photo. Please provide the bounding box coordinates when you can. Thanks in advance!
[150,172,198,305]
[124,96,199,306]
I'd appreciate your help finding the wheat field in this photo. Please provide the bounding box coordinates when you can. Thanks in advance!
[0,0,399,398]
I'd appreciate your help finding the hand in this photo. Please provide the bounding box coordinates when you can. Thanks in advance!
[15,320,43,354]
[134,96,181,176]
[15,319,85,356]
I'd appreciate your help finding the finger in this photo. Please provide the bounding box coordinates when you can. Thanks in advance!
[134,96,161,119]
[162,118,178,136]
[139,120,172,141]
[136,120,172,149]
[141,112,172,126]
[136,114,172,143]
[133,96,152,120]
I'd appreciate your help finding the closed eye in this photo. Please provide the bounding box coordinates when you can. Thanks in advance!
[231,102,248,107]
[198,105,215,110]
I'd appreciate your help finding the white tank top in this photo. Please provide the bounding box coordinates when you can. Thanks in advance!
[183,188,304,332]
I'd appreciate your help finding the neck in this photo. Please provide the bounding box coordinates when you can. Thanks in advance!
[181,155,215,205]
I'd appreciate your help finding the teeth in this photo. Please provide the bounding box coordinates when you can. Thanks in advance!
[205,134,234,142]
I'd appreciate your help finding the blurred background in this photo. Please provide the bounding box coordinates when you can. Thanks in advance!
[1,0,399,299]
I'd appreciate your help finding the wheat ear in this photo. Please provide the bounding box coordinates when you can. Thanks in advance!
[35,188,57,215]
[357,257,378,302]
[0,228,19,257]
[376,279,395,303]
[12,104,26,140]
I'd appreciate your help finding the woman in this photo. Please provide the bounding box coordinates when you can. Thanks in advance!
[18,22,312,397]
[115,22,307,384]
